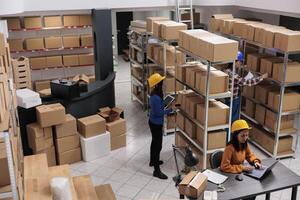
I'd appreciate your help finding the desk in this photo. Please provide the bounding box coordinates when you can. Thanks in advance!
[206,158,300,200]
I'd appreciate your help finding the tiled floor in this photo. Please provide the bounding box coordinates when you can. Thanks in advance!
[71,57,300,200]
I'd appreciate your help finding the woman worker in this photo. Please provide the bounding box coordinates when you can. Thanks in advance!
[147,73,173,180]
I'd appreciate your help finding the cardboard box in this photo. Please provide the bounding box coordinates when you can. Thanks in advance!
[153,20,173,38]
[255,104,266,124]
[81,34,93,47]
[63,15,80,27]
[161,22,187,40]
[0,143,10,187]
[79,15,92,26]
[27,123,53,152]
[260,57,283,77]
[245,99,256,118]
[95,184,116,200]
[77,114,106,138]
[243,86,255,98]
[247,53,270,72]
[220,18,243,35]
[8,39,24,52]
[187,96,204,119]
[182,92,198,112]
[35,80,50,91]
[146,17,169,33]
[6,17,21,30]
[98,107,123,123]
[262,27,287,48]
[179,171,198,195]
[55,134,80,153]
[196,128,226,150]
[195,70,229,94]
[175,132,187,147]
[268,91,300,112]
[25,38,44,50]
[63,36,80,48]
[29,57,47,70]
[57,147,82,165]
[184,118,196,139]
[111,134,126,150]
[36,146,56,167]
[44,16,62,27]
[46,56,63,68]
[176,112,185,130]
[44,37,62,49]
[176,63,198,82]
[54,114,77,138]
[210,14,233,32]
[196,100,229,126]
[73,175,98,200]
[179,171,207,198]
[79,53,94,65]
[63,54,79,66]
[36,103,66,127]
[272,62,300,83]
[167,115,176,129]
[255,84,275,104]
[232,20,249,37]
[274,30,300,52]
[24,17,42,29]
[265,110,295,132]
[106,118,126,138]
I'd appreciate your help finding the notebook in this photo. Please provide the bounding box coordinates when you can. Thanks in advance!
[202,169,228,185]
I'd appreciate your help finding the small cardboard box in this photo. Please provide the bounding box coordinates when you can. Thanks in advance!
[262,27,287,48]
[210,14,233,32]
[243,86,255,98]
[77,115,106,138]
[196,100,229,126]
[265,110,294,132]
[260,56,283,77]
[152,20,173,38]
[106,118,126,138]
[0,143,10,187]
[176,112,185,130]
[8,39,24,52]
[268,91,300,112]
[29,57,47,70]
[111,134,126,151]
[36,103,66,127]
[79,53,94,65]
[57,147,82,165]
[63,54,79,66]
[35,80,50,91]
[184,118,196,139]
[245,99,256,118]
[179,171,198,195]
[46,56,63,68]
[146,17,169,33]
[36,146,56,167]
[274,30,300,52]
[44,16,62,27]
[196,127,226,150]
[63,15,80,27]
[160,22,187,40]
[79,15,92,26]
[44,36,62,49]
[254,84,275,104]
[27,123,53,152]
[272,62,300,83]
[55,134,80,153]
[182,92,198,112]
[95,184,116,200]
[247,53,270,72]
[24,16,42,29]
[254,104,266,124]
[179,171,207,198]
[80,34,93,47]
[63,36,80,48]
[176,64,199,82]
[98,107,123,123]
[187,96,204,119]
[25,38,44,50]
[54,114,77,138]
[195,70,229,94]
[6,17,21,30]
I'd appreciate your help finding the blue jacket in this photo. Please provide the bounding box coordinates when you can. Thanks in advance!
[149,94,172,125]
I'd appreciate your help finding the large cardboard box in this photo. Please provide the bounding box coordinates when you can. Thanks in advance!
[272,62,300,83]
[79,53,94,65]
[63,15,80,27]
[210,14,233,32]
[220,18,245,35]
[6,18,21,30]
[24,17,42,29]
[265,110,295,132]
[29,57,47,70]
[184,118,196,139]
[55,134,80,153]
[77,114,106,138]
[80,34,93,47]
[63,54,79,67]
[245,99,256,118]
[36,103,66,127]
[25,38,44,50]
[262,27,287,48]
[46,56,63,68]
[187,96,204,119]
[54,114,77,138]
[260,57,283,77]
[152,20,173,38]
[63,36,80,48]
[106,118,126,138]
[254,104,266,124]
[179,171,207,198]
[176,112,185,130]
[0,143,10,187]
[111,134,126,150]
[95,184,116,200]
[8,39,24,52]
[196,100,229,126]
[268,91,300,112]
[182,92,198,112]
[36,146,56,167]
[255,84,275,104]
[247,53,270,72]
[196,128,226,150]
[27,123,53,152]
[232,21,250,37]
[57,147,82,165]
[243,86,255,98]
[274,30,300,52]
[79,15,92,26]
[176,63,198,82]
[44,36,62,49]
[160,22,187,40]
[146,17,169,33]
[44,16,62,27]
[195,70,229,94]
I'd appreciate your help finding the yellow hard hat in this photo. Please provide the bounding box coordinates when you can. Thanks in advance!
[148,73,165,88]
[231,119,251,133]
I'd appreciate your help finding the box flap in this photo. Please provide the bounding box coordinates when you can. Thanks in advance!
[98,106,111,113]
[188,172,207,189]
[179,171,198,186]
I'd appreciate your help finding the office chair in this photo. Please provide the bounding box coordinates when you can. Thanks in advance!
[210,150,224,169]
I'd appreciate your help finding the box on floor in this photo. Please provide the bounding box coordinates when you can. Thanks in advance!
[77,114,106,138]
[95,184,116,200]
[27,123,53,152]
[57,147,82,165]
[36,103,66,127]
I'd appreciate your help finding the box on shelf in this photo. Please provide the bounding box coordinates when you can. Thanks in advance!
[44,16,63,27]
[35,146,56,166]
[78,53,94,65]
[146,17,169,33]
[187,97,204,119]
[0,142,10,187]
[27,123,53,152]
[179,171,208,198]
[210,14,233,32]
[196,127,227,150]
[63,36,80,48]
[243,86,255,98]
[196,100,229,126]
[181,91,198,112]
[79,15,92,26]
[184,118,196,139]
[25,38,44,50]
[5,17,21,30]
[160,22,187,40]
[55,134,80,153]
[63,15,80,27]
[44,36,62,49]
[111,134,126,150]
[254,104,266,124]
[247,53,270,72]
[8,39,23,52]
[29,57,47,70]
[77,114,106,138]
[219,18,245,35]
[262,27,287,48]
[175,132,188,147]
[57,147,82,165]
[46,56,63,68]
[152,20,173,38]
[272,62,300,83]
[106,118,126,138]
[195,70,229,94]
[81,34,93,47]
[268,91,300,112]
[63,54,79,66]
[176,112,185,131]
[166,114,176,129]
[165,77,184,93]
[36,103,66,127]
[24,16,42,29]
[274,30,300,52]
[245,99,256,118]
[264,110,295,132]
[254,84,275,104]
[260,57,284,77]
[176,63,199,82]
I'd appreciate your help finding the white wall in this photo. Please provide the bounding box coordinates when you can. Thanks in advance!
[0,0,23,15]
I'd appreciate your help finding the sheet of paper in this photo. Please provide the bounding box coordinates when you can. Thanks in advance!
[202,169,228,185]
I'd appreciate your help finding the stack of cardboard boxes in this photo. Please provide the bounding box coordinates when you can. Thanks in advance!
[11,57,32,89]
[0,141,10,189]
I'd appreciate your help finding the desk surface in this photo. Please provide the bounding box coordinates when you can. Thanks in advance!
[206,158,300,200]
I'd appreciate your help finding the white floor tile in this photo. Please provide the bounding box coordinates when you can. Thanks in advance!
[70,161,85,170]
[115,195,132,200]
[117,184,142,199]
[103,179,124,193]
[91,175,106,186]
[92,165,118,178]
[162,182,179,197]
[144,179,170,193]
[109,169,135,184]
[76,162,99,174]
[126,173,152,188]
[134,188,161,200]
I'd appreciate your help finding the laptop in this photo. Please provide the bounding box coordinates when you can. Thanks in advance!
[164,94,175,109]
[244,159,278,180]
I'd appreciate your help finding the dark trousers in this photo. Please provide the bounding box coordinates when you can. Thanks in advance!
[225,96,241,124]
[149,120,163,171]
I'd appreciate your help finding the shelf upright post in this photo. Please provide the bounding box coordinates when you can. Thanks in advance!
[163,41,168,136]
[273,52,289,158]
[129,33,134,102]
[142,33,146,110]
[228,60,235,140]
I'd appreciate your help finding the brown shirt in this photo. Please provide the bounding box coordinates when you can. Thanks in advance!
[220,143,260,174]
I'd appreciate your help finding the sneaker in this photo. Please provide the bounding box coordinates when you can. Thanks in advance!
[153,170,168,180]
[149,160,163,167]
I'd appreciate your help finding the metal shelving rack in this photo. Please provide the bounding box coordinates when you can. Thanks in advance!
[174,46,235,169]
